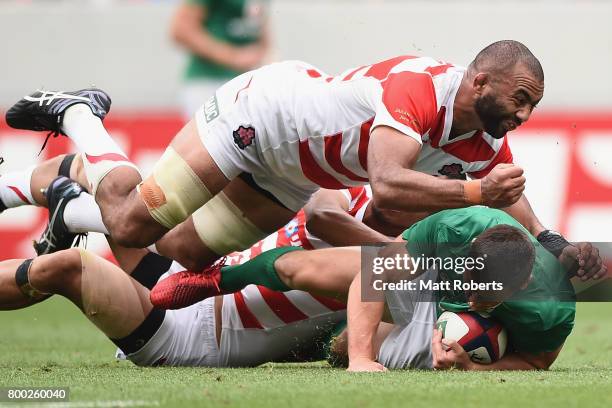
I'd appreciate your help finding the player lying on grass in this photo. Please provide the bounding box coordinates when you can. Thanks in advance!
[6,40,551,310]
[346,207,582,371]
[0,243,353,367]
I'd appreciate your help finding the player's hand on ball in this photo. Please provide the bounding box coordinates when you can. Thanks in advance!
[480,164,525,208]
[561,242,608,281]
[431,329,473,370]
[347,358,387,372]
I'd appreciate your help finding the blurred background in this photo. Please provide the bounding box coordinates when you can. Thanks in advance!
[0,0,611,261]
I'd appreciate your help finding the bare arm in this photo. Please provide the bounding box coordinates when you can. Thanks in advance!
[469,348,562,371]
[170,3,265,72]
[346,271,387,372]
[328,322,395,368]
[304,190,391,245]
[368,126,525,212]
[502,194,546,237]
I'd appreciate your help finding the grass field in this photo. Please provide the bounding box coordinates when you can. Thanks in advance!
[1,299,611,408]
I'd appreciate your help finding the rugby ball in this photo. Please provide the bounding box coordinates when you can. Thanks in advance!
[436,311,507,364]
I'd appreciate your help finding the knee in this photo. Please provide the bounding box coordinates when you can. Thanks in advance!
[30,248,83,293]
[274,252,310,288]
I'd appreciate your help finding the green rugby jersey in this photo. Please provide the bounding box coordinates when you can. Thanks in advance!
[401,206,576,353]
[185,0,268,80]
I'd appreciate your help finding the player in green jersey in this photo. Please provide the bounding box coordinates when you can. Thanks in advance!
[171,0,271,118]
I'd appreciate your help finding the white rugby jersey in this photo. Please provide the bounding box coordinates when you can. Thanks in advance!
[245,56,513,189]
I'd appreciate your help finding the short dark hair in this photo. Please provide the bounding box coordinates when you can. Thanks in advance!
[468,224,535,302]
[470,40,544,82]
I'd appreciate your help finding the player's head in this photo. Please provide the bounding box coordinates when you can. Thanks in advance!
[465,224,535,311]
[468,40,544,139]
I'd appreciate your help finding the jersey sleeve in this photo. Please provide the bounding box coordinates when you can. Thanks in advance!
[468,137,514,179]
[372,71,438,144]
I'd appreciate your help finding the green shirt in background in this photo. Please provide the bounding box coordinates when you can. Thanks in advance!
[185,0,268,80]
[401,206,576,353]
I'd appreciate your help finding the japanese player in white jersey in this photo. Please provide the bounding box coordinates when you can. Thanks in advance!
[6,39,569,310]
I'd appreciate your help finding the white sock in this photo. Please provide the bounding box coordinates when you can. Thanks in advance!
[62,192,109,234]
[61,104,140,195]
[0,165,38,208]
[146,243,160,255]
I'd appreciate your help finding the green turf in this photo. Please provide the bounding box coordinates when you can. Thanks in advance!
[1,298,611,408]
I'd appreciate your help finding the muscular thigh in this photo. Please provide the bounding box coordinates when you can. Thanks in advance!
[77,250,153,339]
[156,176,296,270]
[134,120,230,236]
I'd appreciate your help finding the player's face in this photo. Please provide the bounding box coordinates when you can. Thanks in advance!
[475,65,544,139]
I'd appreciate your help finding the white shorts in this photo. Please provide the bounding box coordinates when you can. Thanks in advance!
[377,269,438,370]
[126,297,220,367]
[377,301,436,370]
[194,61,323,211]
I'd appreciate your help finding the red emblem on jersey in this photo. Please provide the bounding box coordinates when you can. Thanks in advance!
[438,163,466,180]
[233,125,256,149]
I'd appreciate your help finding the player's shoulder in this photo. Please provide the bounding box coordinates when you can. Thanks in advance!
[434,206,515,225]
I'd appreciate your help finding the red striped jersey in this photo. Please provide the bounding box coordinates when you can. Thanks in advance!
[248,57,512,191]
[221,187,374,332]
[223,285,345,331]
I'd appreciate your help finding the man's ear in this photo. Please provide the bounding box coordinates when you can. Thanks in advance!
[473,73,489,94]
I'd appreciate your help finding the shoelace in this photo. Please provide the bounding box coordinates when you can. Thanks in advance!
[73,233,88,250]
[198,256,228,292]
[38,129,61,156]
[35,230,88,255]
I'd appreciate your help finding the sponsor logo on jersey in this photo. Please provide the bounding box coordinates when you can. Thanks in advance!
[438,163,466,179]
[204,95,220,123]
[233,125,256,149]
[284,218,299,238]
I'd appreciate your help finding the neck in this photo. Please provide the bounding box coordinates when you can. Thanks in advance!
[451,76,482,138]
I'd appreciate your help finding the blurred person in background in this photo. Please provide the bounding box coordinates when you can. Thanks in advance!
[170,0,271,120]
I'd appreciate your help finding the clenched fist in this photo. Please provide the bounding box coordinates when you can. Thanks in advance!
[480,164,526,208]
